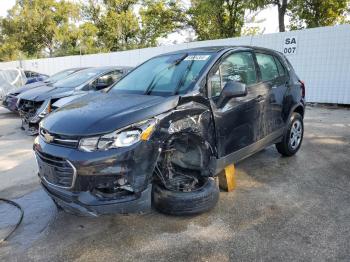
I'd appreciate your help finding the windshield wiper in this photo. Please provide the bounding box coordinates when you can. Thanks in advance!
[173,59,195,95]
[144,53,188,95]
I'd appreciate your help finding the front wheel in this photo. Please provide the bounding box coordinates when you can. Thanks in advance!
[152,177,219,216]
[276,112,304,156]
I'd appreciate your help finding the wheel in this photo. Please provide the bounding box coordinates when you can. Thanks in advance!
[152,177,219,216]
[276,112,304,156]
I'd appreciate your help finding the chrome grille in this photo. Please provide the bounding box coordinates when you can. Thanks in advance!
[36,150,76,188]
[40,128,79,148]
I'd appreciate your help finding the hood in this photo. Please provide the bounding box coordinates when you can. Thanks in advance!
[52,93,87,109]
[17,85,75,101]
[9,81,46,96]
[42,92,179,136]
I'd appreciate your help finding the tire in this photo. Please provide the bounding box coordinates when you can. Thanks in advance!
[276,112,304,156]
[152,178,219,216]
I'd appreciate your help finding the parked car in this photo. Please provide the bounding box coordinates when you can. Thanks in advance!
[34,46,305,216]
[24,70,49,84]
[0,68,27,100]
[2,68,87,112]
[19,66,131,134]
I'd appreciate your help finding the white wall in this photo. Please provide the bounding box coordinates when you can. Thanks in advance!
[1,24,349,104]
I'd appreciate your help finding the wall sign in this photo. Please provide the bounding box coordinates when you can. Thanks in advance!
[283,36,297,55]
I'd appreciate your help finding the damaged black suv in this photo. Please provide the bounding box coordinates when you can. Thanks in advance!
[34,46,305,216]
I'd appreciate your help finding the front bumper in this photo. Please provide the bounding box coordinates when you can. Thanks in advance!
[2,95,18,112]
[42,182,152,216]
[34,135,160,215]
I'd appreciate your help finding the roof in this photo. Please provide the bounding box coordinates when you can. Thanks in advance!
[93,66,133,70]
[161,45,281,56]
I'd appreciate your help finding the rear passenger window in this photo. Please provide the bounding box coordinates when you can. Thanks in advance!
[256,53,279,81]
[274,57,286,77]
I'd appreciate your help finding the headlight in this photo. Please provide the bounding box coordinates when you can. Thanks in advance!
[78,119,157,152]
[38,100,51,118]
[30,100,51,123]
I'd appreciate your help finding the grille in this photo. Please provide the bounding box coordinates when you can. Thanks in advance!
[36,150,76,188]
[40,128,79,148]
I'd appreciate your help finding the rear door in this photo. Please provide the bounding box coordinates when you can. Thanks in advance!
[255,52,289,135]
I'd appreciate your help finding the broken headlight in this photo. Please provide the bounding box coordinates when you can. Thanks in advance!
[30,100,51,123]
[78,119,157,152]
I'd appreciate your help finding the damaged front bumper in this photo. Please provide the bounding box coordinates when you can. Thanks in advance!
[19,99,49,135]
[33,135,160,216]
[42,182,152,216]
[2,95,18,112]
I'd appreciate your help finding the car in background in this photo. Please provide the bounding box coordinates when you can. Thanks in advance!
[24,70,49,84]
[0,68,27,100]
[2,67,87,112]
[18,66,132,134]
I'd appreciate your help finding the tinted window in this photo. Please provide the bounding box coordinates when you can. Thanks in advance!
[90,70,123,90]
[109,53,213,96]
[209,52,257,97]
[274,57,286,77]
[256,53,279,81]
[45,69,77,83]
[53,68,106,88]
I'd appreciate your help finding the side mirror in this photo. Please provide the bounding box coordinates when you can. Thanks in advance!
[217,80,247,107]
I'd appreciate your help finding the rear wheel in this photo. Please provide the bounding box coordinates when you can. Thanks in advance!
[276,112,304,156]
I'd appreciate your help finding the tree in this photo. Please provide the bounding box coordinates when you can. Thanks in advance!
[139,0,186,47]
[188,0,249,40]
[275,0,289,32]
[253,0,290,32]
[0,0,80,58]
[82,0,186,51]
[289,0,350,29]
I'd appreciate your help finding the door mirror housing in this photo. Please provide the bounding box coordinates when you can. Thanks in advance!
[217,80,247,107]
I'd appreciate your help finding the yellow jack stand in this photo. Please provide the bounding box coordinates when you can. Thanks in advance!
[218,164,236,192]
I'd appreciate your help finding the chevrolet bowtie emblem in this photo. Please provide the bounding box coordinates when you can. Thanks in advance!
[43,131,54,143]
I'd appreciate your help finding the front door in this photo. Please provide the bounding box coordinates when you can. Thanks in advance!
[208,51,269,158]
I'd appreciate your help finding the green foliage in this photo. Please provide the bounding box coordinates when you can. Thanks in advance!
[0,0,349,61]
[139,0,186,47]
[289,0,350,29]
[0,0,80,59]
[188,0,248,40]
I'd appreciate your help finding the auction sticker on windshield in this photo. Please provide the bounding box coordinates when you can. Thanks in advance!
[184,55,210,61]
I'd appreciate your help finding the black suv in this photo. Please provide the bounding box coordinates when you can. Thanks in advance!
[34,46,305,216]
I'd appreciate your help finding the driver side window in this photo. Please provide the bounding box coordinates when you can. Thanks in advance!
[209,52,257,97]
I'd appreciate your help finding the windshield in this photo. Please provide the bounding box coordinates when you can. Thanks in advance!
[45,69,79,83]
[52,68,104,88]
[109,52,213,96]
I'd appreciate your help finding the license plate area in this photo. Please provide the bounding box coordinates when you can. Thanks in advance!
[37,157,57,184]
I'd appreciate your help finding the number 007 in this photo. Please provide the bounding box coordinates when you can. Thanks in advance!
[284,47,296,54]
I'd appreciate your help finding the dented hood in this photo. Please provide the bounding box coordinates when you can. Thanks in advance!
[8,81,46,95]
[17,85,74,102]
[42,92,179,136]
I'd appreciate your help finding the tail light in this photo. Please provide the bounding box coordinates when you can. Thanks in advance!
[299,80,305,98]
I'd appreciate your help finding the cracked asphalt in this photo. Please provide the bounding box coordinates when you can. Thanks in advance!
[0,105,349,262]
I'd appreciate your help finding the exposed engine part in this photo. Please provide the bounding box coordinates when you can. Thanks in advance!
[154,136,210,192]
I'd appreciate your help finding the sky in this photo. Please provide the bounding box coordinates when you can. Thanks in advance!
[0,0,285,44]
